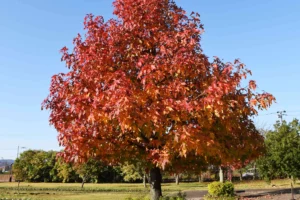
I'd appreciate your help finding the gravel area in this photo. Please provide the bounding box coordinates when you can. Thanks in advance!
[183,187,300,200]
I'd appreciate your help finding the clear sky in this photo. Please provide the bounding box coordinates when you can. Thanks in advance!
[1,0,300,159]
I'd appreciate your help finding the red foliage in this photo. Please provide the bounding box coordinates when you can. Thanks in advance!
[42,0,275,170]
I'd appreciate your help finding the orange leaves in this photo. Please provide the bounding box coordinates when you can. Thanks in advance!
[249,80,257,90]
[166,106,173,112]
[150,139,161,147]
[42,0,275,171]
[160,45,166,55]
[88,113,95,123]
[206,140,215,147]
[149,149,170,169]
[179,143,187,157]
[250,99,258,106]
[256,93,276,109]
[137,64,157,80]
[137,61,143,67]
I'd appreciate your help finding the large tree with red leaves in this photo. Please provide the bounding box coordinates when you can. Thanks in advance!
[42,0,275,199]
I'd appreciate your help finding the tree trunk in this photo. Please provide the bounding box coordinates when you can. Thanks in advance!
[150,167,162,200]
[239,170,243,181]
[143,173,146,188]
[291,180,295,200]
[253,164,256,180]
[113,170,115,183]
[291,175,296,184]
[199,172,203,183]
[18,181,20,194]
[227,168,232,182]
[146,173,150,184]
[175,174,179,185]
[219,167,224,183]
[81,179,85,188]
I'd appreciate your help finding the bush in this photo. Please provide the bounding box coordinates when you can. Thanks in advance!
[160,191,186,200]
[207,181,234,197]
[204,196,236,200]
[125,192,186,200]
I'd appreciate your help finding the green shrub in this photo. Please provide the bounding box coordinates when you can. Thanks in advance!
[204,196,237,200]
[264,177,271,185]
[160,191,186,200]
[207,181,234,197]
[125,192,186,200]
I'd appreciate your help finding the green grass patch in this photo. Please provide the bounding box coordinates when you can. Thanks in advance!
[0,182,205,200]
[0,179,298,200]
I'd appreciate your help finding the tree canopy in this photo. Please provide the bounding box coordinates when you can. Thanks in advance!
[120,162,144,182]
[13,150,57,182]
[257,119,300,182]
[43,0,274,168]
[42,0,274,198]
[13,150,123,183]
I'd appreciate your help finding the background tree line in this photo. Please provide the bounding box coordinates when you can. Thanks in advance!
[13,151,123,185]
[13,150,208,185]
[13,119,300,185]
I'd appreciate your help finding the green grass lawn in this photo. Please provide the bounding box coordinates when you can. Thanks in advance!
[0,191,146,200]
[0,182,205,200]
[0,179,299,200]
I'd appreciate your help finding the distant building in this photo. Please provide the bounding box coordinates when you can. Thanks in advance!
[0,165,10,172]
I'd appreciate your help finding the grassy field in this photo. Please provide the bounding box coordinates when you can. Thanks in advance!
[0,182,207,200]
[0,179,299,200]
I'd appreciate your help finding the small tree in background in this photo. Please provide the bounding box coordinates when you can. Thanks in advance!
[53,157,79,183]
[13,150,57,182]
[13,159,28,193]
[257,119,300,185]
[120,162,147,186]
[73,158,102,188]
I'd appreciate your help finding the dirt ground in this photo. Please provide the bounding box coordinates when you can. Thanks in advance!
[240,194,300,199]
[238,188,300,200]
[184,187,300,200]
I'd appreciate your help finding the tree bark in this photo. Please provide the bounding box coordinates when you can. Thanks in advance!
[143,173,146,188]
[227,167,232,182]
[146,173,150,184]
[175,174,179,185]
[291,175,296,184]
[291,181,295,200]
[239,170,243,181]
[18,181,20,194]
[150,167,162,200]
[219,167,224,183]
[81,179,85,188]
[199,172,203,183]
[253,164,256,180]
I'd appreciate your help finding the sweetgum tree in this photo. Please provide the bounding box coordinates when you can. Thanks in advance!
[43,0,275,199]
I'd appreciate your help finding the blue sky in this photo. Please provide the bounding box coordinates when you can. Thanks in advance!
[0,0,299,159]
